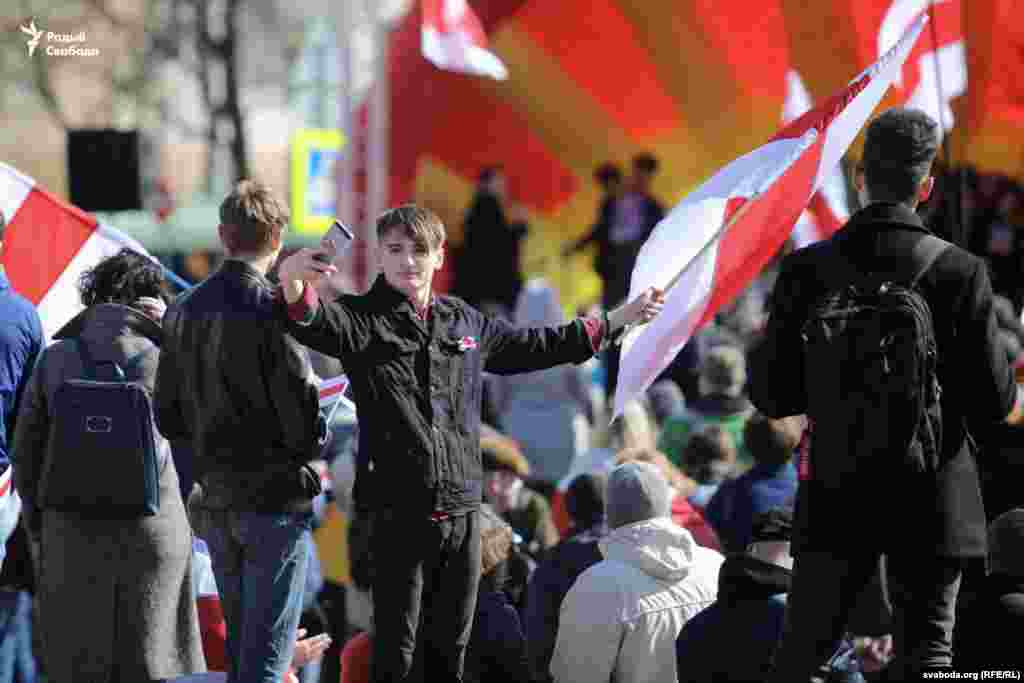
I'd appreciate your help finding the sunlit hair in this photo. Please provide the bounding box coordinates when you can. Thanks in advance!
[78,248,168,307]
[218,180,289,256]
[376,204,446,252]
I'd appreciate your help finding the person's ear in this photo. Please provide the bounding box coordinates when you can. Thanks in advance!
[217,224,235,255]
[434,242,445,270]
[853,164,866,194]
[918,176,935,204]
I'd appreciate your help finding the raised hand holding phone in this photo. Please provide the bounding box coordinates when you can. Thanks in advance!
[313,220,354,264]
[279,220,352,303]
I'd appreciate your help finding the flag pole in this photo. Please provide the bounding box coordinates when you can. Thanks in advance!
[660,198,759,296]
[163,266,192,291]
[364,0,390,291]
[336,0,355,232]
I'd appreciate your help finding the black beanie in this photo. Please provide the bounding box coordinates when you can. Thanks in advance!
[565,473,607,529]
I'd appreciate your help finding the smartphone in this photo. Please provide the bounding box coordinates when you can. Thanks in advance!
[313,220,355,263]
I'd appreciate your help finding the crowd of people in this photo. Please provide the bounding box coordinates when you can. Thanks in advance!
[0,105,1023,683]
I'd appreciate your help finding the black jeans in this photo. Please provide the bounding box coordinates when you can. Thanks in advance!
[769,551,963,682]
[371,510,481,683]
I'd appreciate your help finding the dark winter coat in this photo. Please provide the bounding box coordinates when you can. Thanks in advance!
[750,202,1016,557]
[13,304,204,682]
[284,275,599,518]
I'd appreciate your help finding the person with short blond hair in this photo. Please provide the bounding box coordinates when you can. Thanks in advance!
[155,180,327,683]
[274,202,665,683]
[217,179,290,256]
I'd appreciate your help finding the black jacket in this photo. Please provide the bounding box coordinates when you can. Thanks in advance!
[749,202,1016,557]
[284,275,598,517]
[955,574,1024,670]
[456,190,528,312]
[154,260,325,511]
[464,587,531,683]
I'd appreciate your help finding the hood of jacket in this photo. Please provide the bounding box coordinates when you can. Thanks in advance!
[717,554,791,603]
[54,302,163,348]
[599,516,702,582]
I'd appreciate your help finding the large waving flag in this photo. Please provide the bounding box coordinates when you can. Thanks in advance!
[614,15,929,418]
[0,162,156,340]
[421,0,508,80]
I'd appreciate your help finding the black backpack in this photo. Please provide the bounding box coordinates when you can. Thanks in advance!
[40,338,161,517]
[800,235,950,489]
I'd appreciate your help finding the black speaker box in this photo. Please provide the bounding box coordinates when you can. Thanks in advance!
[67,129,142,212]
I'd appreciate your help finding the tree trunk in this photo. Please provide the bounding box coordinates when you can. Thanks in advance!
[222,0,249,181]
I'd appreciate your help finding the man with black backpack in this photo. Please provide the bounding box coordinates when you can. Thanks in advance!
[750,108,1024,681]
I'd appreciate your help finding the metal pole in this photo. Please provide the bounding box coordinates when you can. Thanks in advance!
[336,1,354,231]
[364,1,390,291]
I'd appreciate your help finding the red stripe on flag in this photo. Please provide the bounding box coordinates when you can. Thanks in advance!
[319,384,347,401]
[2,187,97,305]
[808,190,844,239]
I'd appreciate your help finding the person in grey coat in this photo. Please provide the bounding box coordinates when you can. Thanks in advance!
[12,249,204,683]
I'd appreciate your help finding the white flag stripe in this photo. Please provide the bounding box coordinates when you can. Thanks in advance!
[421,28,508,80]
[905,42,967,131]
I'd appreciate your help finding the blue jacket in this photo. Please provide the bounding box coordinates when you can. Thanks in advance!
[676,555,864,683]
[465,587,531,683]
[524,523,605,682]
[0,267,44,470]
[705,461,798,554]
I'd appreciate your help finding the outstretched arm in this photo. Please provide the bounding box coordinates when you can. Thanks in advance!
[482,288,665,375]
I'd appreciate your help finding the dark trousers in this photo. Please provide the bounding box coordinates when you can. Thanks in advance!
[371,510,481,683]
[770,551,963,682]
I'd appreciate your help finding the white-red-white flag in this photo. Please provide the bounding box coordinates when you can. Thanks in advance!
[614,15,929,418]
[0,162,156,341]
[421,0,508,80]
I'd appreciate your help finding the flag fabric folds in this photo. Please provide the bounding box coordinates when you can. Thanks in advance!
[0,162,156,341]
[614,15,930,418]
[421,0,509,80]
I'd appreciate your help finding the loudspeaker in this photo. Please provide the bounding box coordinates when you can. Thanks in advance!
[67,129,142,212]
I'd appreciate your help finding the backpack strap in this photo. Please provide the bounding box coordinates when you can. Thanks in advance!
[120,343,159,378]
[908,234,950,289]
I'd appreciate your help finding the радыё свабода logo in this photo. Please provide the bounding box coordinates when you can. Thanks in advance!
[19,19,99,57]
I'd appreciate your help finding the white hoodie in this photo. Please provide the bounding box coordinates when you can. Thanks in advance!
[550,517,724,683]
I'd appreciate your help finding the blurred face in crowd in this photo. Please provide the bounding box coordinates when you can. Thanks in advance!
[486,170,507,199]
[486,469,523,514]
[377,226,444,303]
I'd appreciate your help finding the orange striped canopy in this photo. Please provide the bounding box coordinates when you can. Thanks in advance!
[383,0,1024,308]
